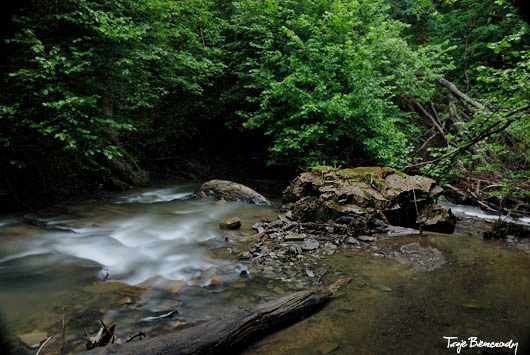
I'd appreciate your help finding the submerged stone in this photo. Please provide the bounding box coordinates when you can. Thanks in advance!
[18,332,47,348]
[220,217,241,230]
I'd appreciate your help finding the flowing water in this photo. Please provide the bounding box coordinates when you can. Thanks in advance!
[0,184,529,354]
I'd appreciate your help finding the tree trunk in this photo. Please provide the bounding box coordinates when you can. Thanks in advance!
[80,280,350,355]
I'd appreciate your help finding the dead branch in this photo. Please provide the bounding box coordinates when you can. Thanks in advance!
[125,331,146,343]
[61,306,67,355]
[414,101,457,147]
[36,336,53,355]
[436,78,486,110]
[404,105,530,170]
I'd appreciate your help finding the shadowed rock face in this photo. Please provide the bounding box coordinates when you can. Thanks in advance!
[199,180,271,206]
[283,166,455,233]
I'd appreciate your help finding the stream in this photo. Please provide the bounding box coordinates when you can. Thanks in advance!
[1,184,529,354]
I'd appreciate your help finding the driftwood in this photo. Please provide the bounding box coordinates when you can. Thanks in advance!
[80,279,350,355]
[85,321,116,350]
[125,331,146,343]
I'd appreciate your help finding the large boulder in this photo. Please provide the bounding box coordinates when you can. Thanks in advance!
[199,180,271,205]
[283,166,455,233]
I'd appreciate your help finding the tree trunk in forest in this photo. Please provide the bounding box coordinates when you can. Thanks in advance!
[80,280,350,355]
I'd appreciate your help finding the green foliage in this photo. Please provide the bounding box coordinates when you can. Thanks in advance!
[1,0,223,180]
[227,0,450,167]
[1,0,528,208]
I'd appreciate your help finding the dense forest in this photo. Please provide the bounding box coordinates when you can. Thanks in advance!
[1,0,529,212]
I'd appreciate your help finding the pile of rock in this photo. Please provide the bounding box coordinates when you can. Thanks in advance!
[283,166,456,233]
[204,167,456,285]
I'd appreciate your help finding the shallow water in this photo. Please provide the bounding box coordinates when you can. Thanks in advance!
[246,234,530,354]
[0,184,280,352]
[1,185,529,354]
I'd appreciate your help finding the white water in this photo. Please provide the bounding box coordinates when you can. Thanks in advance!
[0,184,274,286]
[441,201,530,226]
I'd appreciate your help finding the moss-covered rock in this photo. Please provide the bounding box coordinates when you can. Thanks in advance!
[283,166,455,233]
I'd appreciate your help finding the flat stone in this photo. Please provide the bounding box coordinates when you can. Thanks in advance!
[268,219,284,228]
[346,237,360,245]
[273,287,286,295]
[357,235,376,242]
[319,342,340,354]
[301,239,319,251]
[371,284,392,292]
[220,217,241,230]
[18,332,47,348]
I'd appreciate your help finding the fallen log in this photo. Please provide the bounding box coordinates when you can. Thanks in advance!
[80,279,350,355]
[436,78,486,111]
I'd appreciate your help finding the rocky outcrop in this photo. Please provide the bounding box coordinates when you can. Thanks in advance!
[199,180,271,205]
[283,166,455,234]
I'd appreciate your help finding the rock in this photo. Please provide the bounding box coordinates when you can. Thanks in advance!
[346,237,360,245]
[169,321,181,330]
[289,244,303,255]
[483,220,530,240]
[199,180,271,205]
[240,270,249,277]
[301,239,319,251]
[97,267,110,281]
[238,252,252,260]
[18,332,47,348]
[417,204,456,233]
[273,287,286,294]
[319,342,340,354]
[208,279,223,286]
[462,303,481,310]
[200,267,218,280]
[220,217,241,230]
[357,235,376,242]
[268,219,284,228]
[369,218,388,231]
[116,296,133,305]
[386,225,421,236]
[391,242,446,271]
[284,233,305,241]
[371,284,392,292]
[157,299,182,311]
[305,269,315,278]
[336,216,354,224]
[137,276,187,293]
[282,166,455,233]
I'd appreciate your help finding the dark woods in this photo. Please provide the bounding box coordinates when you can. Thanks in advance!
[0,0,528,212]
